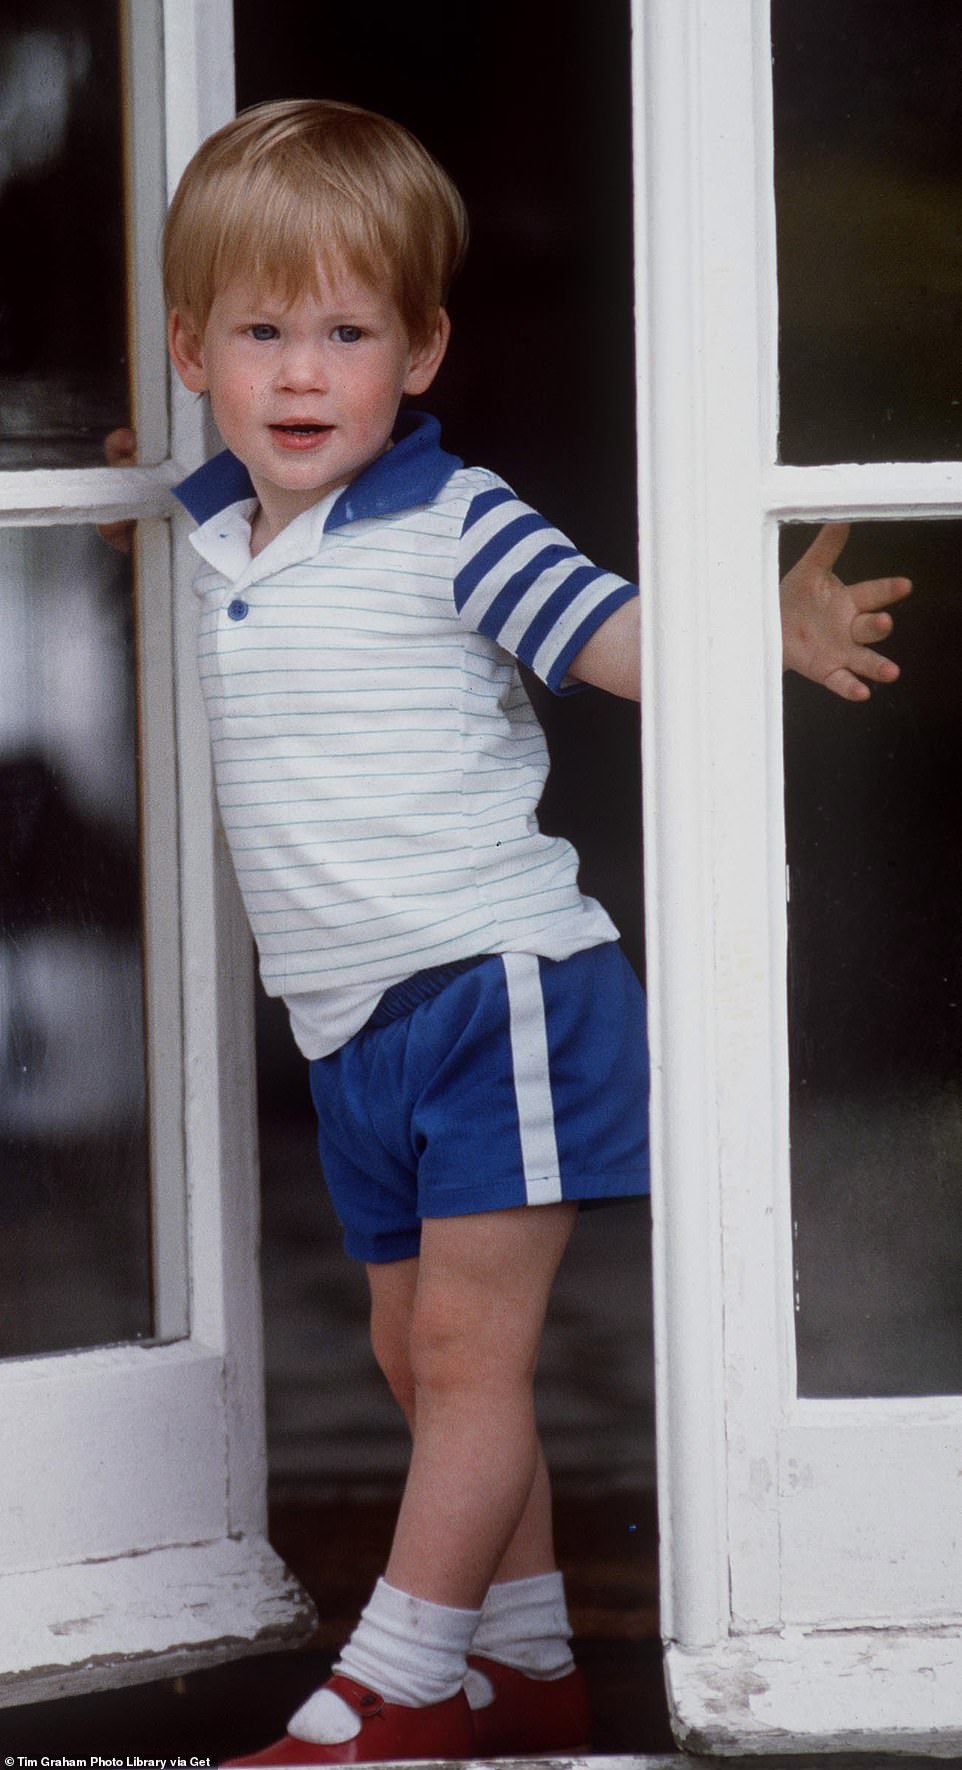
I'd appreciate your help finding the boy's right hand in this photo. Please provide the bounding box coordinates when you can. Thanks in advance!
[98,427,137,553]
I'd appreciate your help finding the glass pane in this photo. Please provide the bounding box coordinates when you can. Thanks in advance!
[784,520,962,1397]
[0,526,152,1355]
[773,0,962,465]
[0,1,130,467]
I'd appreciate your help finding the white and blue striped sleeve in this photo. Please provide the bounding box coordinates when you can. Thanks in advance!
[453,481,638,694]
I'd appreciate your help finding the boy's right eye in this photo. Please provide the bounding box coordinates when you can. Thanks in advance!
[248,323,278,341]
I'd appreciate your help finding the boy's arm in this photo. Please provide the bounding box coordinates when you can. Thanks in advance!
[568,522,912,703]
[566,598,641,700]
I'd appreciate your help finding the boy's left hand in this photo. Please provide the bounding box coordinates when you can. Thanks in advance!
[780,522,912,702]
[97,427,138,553]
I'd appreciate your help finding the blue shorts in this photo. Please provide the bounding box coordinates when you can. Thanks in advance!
[308,943,650,1263]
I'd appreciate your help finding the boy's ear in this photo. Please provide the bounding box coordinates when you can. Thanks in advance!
[403,308,451,398]
[168,309,208,393]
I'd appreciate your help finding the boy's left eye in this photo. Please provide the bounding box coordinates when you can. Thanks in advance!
[332,324,363,344]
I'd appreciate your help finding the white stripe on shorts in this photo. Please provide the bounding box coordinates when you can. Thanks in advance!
[501,953,563,1205]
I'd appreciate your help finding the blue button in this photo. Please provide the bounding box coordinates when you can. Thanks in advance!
[227,599,249,621]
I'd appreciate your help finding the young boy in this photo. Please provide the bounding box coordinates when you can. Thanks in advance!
[161,100,910,1766]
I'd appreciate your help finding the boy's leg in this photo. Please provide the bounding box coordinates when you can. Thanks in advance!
[383,1201,576,1608]
[227,1208,585,1766]
[366,1254,559,1581]
[366,1246,590,1751]
[369,1205,590,1756]
[229,1205,577,1765]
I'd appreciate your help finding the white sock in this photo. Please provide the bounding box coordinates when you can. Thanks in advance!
[464,1572,575,1711]
[289,1579,481,1745]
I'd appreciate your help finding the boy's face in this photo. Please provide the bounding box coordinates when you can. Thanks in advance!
[169,258,448,542]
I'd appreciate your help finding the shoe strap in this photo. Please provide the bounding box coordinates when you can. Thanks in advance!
[325,1672,385,1719]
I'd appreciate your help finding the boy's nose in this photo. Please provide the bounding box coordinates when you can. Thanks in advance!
[277,343,328,392]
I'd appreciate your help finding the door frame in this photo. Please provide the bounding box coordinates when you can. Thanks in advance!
[0,0,314,1706]
[636,0,962,1752]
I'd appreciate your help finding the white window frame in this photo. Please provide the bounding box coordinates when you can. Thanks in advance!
[635,0,962,1753]
[0,0,313,1706]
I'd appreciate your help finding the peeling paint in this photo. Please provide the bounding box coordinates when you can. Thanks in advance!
[748,1458,772,1500]
[783,1457,814,1493]
[667,1630,962,1754]
[700,1661,770,1717]
[0,1615,314,1698]
[48,1615,104,1637]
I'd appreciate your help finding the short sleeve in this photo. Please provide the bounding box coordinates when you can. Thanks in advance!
[453,481,638,694]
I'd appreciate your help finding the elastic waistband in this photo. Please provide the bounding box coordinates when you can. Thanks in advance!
[364,955,491,1029]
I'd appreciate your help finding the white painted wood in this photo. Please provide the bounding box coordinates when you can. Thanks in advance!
[163,0,237,194]
[667,1631,962,1757]
[682,0,792,1639]
[442,1762,681,1770]
[0,464,178,522]
[0,1538,312,1707]
[412,1762,680,1770]
[0,1345,225,1573]
[633,0,730,1656]
[171,517,271,1536]
[768,458,962,518]
[635,0,962,1751]
[778,1400,962,1626]
[0,0,315,1703]
[122,0,169,466]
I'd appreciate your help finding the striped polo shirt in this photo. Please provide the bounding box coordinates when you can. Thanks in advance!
[177,411,637,1057]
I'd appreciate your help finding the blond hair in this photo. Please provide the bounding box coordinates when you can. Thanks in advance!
[163,99,468,345]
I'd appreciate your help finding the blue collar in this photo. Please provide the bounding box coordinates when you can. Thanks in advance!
[174,409,462,528]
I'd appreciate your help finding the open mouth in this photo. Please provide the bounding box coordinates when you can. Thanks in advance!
[269,422,334,450]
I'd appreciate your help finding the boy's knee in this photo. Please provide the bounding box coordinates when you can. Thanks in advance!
[369,1310,416,1422]
[408,1286,503,1396]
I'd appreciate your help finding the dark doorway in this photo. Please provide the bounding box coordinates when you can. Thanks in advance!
[233,0,662,1755]
[234,0,643,978]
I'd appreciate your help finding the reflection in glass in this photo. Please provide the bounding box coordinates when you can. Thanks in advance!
[0,0,129,466]
[784,521,962,1397]
[0,526,151,1355]
[773,0,962,465]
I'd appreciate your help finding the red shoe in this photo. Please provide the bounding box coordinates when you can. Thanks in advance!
[467,1654,592,1755]
[221,1672,474,1766]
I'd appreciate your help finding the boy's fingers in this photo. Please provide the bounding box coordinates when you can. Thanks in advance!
[104,426,137,466]
[802,521,851,573]
[97,517,135,554]
[825,666,871,702]
[851,573,912,611]
[851,609,893,644]
[854,648,899,683]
